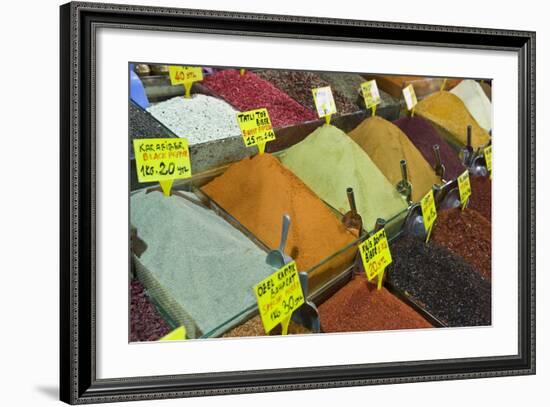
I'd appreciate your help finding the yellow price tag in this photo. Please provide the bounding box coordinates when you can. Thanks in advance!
[236,108,276,155]
[254,261,304,334]
[457,170,472,210]
[312,86,337,124]
[159,326,186,341]
[168,66,203,98]
[402,84,418,116]
[133,138,192,196]
[484,145,492,179]
[361,80,381,116]
[358,228,392,290]
[420,189,437,242]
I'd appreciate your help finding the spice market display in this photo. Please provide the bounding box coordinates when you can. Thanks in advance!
[129,64,493,341]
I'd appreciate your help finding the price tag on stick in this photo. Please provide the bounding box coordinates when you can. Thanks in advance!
[168,66,203,98]
[402,84,418,117]
[420,189,437,242]
[133,138,192,196]
[254,261,305,334]
[361,80,381,117]
[312,86,337,125]
[358,228,392,290]
[236,108,276,155]
[457,170,472,210]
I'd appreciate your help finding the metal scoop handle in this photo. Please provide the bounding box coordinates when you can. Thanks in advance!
[279,214,290,254]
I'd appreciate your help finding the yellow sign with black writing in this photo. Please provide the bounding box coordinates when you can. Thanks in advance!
[133,138,192,195]
[457,170,472,210]
[254,261,304,334]
[312,86,337,119]
[236,108,276,154]
[402,84,418,113]
[361,80,382,109]
[168,66,203,98]
[358,228,392,290]
[420,189,437,242]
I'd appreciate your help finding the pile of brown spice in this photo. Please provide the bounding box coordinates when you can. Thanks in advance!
[318,275,432,333]
[432,208,491,281]
[469,176,491,221]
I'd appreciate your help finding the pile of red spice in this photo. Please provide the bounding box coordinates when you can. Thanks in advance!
[318,276,432,333]
[202,69,316,128]
[469,175,491,221]
[432,208,492,281]
[130,279,171,342]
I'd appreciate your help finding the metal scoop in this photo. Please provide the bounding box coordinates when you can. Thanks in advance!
[433,144,446,181]
[342,187,363,237]
[396,159,413,204]
[266,214,292,269]
[459,125,474,167]
[291,271,321,333]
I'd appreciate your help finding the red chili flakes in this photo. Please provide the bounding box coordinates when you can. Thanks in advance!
[432,208,492,281]
[469,176,491,221]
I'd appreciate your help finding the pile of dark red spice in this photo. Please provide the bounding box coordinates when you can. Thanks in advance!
[130,279,171,342]
[255,69,359,115]
[469,175,492,221]
[202,69,316,128]
[319,275,432,333]
[432,208,491,281]
[393,117,466,180]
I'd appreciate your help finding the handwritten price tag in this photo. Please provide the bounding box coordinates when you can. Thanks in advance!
[168,66,203,98]
[484,145,492,179]
[420,189,437,242]
[402,84,418,113]
[133,138,192,195]
[457,170,472,210]
[312,86,337,120]
[254,261,304,334]
[236,108,276,154]
[168,66,203,85]
[361,80,381,110]
[358,228,392,290]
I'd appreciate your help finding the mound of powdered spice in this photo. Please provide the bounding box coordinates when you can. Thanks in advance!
[469,176,492,221]
[146,95,241,144]
[255,69,358,115]
[432,208,492,281]
[349,116,441,202]
[202,69,316,128]
[130,279,172,342]
[415,91,491,149]
[393,117,466,180]
[279,124,407,229]
[319,275,432,333]
[202,154,356,292]
[386,236,491,327]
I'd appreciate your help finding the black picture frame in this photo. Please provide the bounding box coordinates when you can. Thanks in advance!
[60,1,536,404]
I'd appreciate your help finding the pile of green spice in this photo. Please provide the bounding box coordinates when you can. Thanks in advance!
[432,208,492,281]
[386,236,491,327]
[255,69,358,115]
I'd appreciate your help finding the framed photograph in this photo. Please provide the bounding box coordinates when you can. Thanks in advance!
[60,1,535,404]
